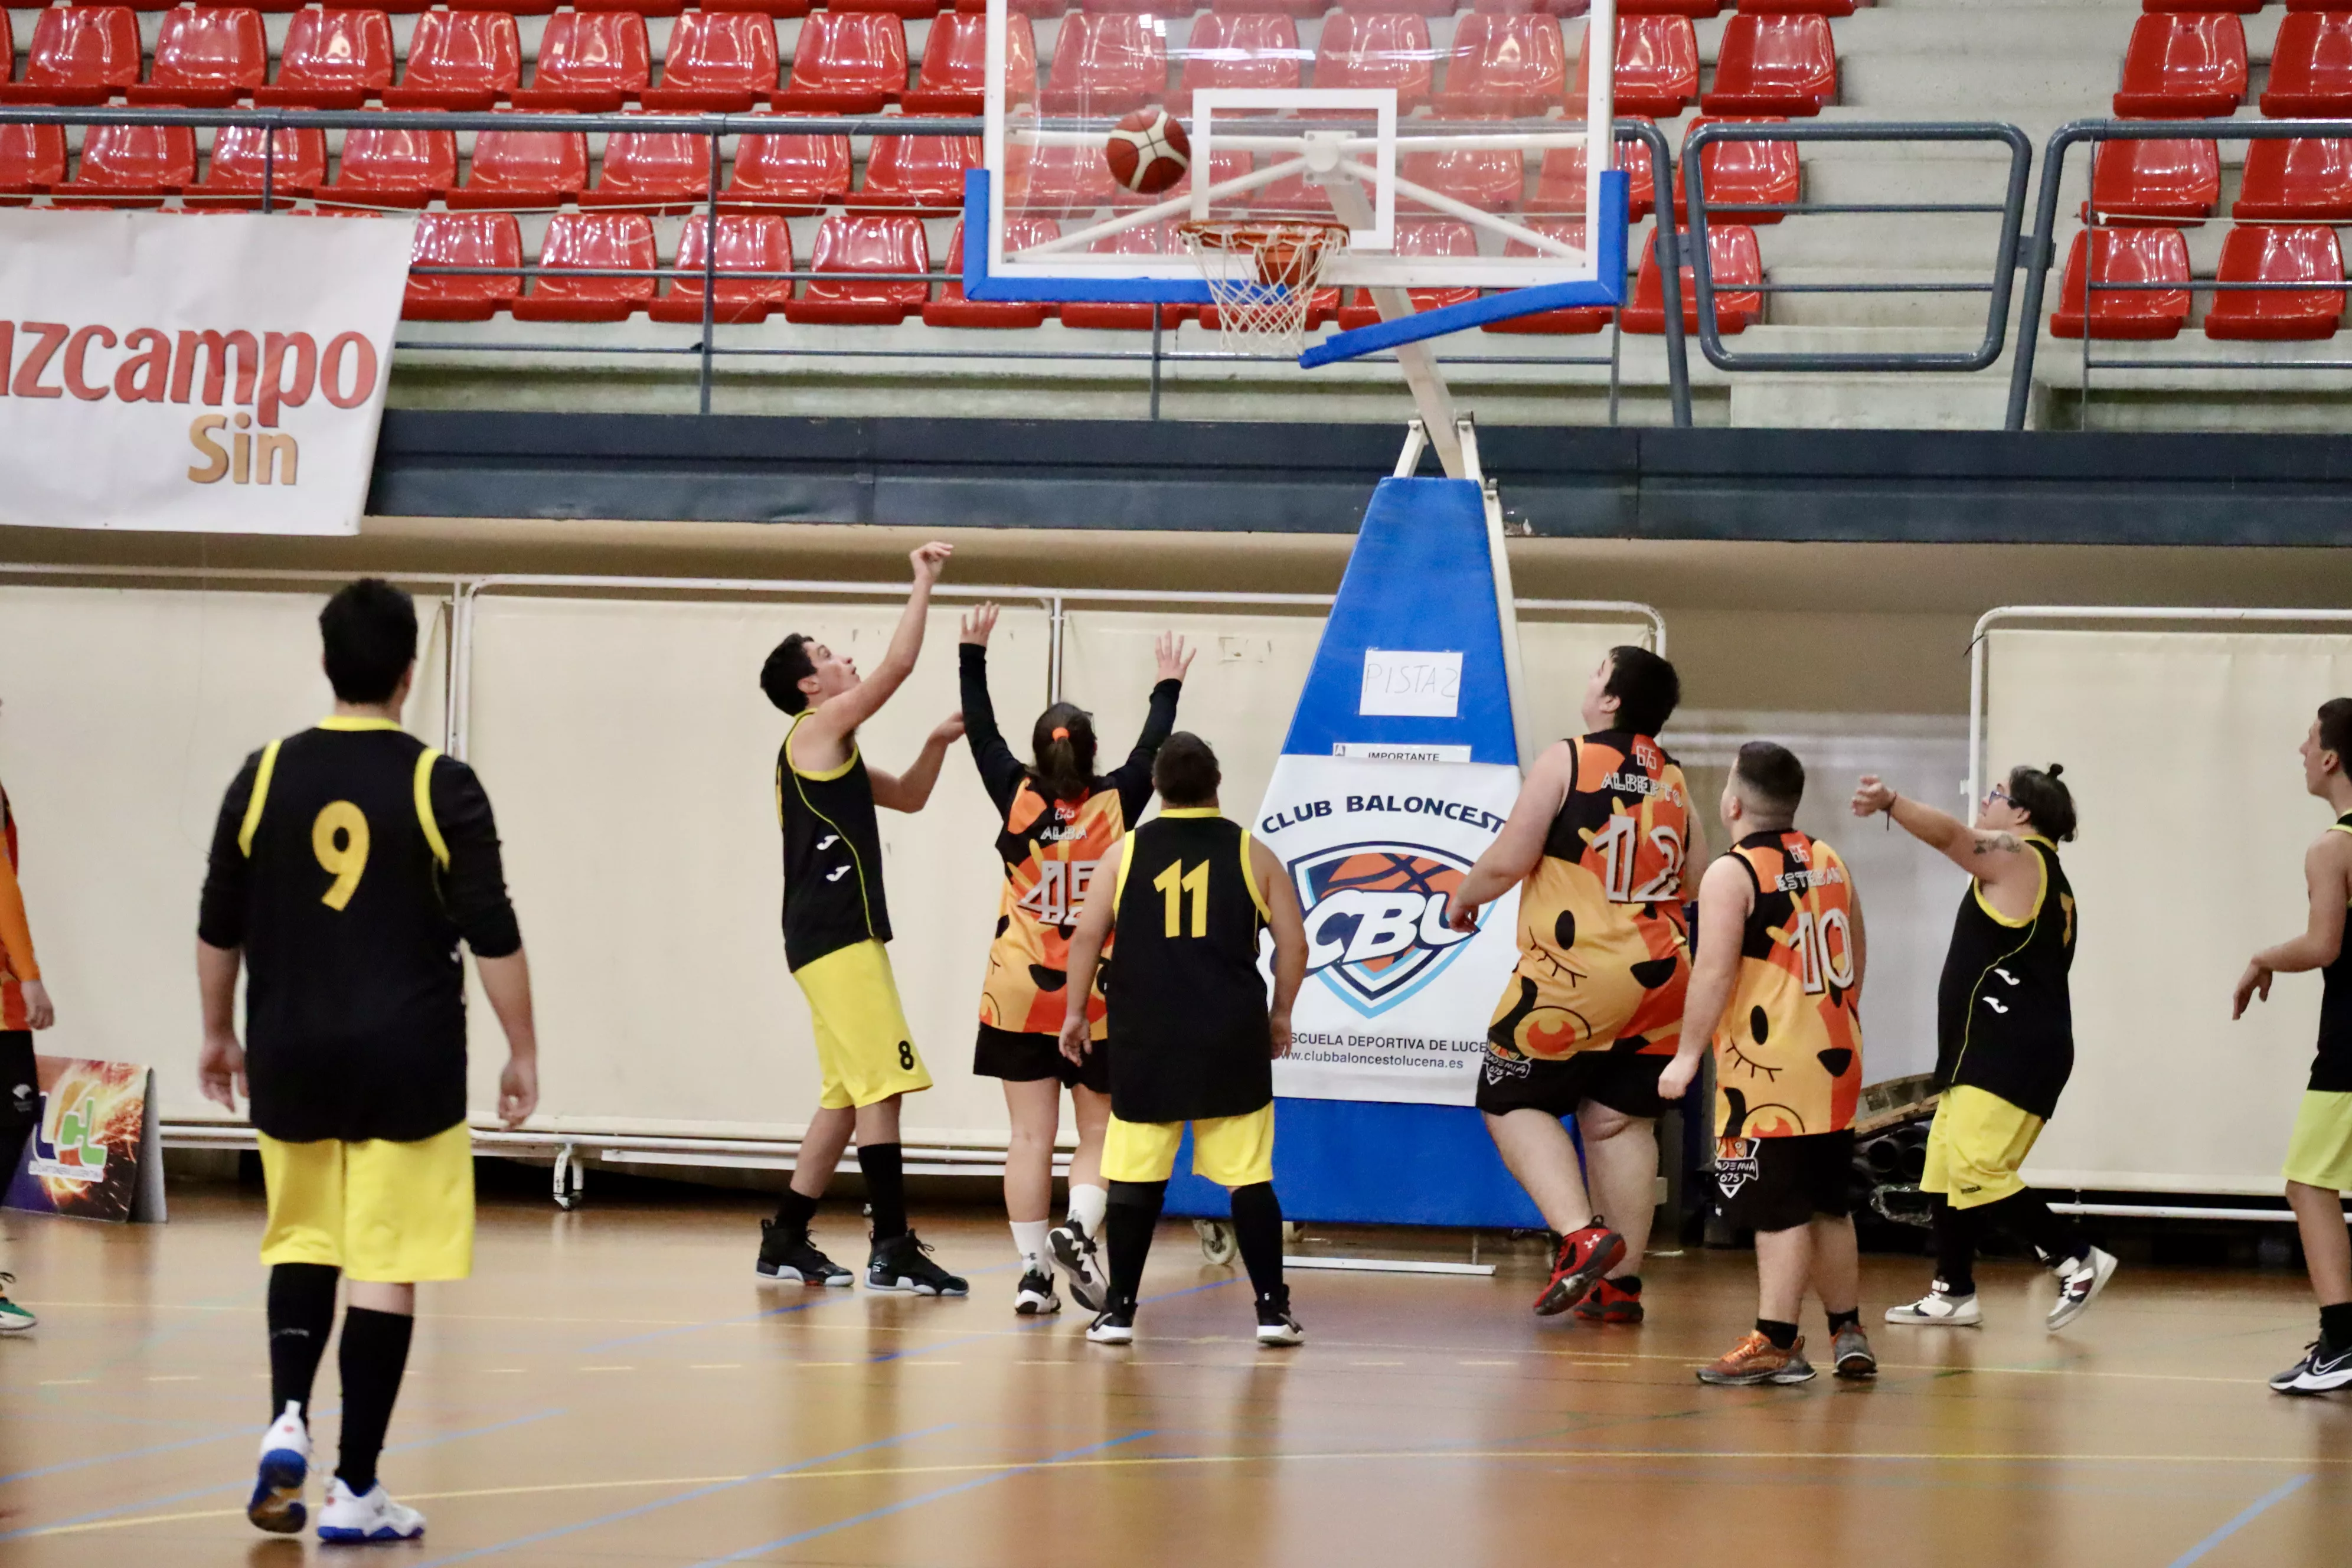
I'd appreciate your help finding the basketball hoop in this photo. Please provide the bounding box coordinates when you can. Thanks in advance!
[1178,220,1351,356]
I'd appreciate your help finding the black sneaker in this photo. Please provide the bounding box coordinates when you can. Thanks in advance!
[1014,1266,1061,1316]
[2271,1338,2352,1395]
[1255,1289,1305,1347]
[866,1230,969,1296]
[1086,1304,1136,1345]
[1048,1217,1108,1314]
[755,1220,851,1286]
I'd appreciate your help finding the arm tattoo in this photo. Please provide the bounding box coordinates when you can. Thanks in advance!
[1970,831,2023,857]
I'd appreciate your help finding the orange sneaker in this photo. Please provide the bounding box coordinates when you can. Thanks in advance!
[1534,1223,1626,1317]
[1697,1329,1816,1386]
[1572,1277,1645,1324]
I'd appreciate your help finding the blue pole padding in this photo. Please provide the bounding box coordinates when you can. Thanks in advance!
[1163,1099,1550,1229]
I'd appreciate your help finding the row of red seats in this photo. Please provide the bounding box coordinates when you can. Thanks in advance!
[0,8,1841,119]
[0,113,1801,217]
[0,0,1855,18]
[2091,136,2352,224]
[2113,12,2352,119]
[2053,223,2348,340]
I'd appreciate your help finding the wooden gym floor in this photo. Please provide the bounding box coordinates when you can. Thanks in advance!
[0,1184,2346,1567]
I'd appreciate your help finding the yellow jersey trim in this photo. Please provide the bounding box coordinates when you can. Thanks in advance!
[1971,839,2049,930]
[316,716,405,733]
[1158,807,1221,818]
[413,749,450,869]
[785,713,860,783]
[238,739,282,858]
[782,714,873,933]
[1237,829,1270,920]
[1113,832,1137,906]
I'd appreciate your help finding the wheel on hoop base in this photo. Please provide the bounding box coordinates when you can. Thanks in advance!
[551,1143,585,1211]
[1194,1217,1238,1266]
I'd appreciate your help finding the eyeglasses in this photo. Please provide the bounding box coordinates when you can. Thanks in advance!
[1985,786,2015,809]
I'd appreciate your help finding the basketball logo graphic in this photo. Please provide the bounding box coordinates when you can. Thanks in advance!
[1293,842,1475,1016]
[1104,107,1191,196]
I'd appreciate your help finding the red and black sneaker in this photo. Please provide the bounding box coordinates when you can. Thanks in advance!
[1534,1223,1626,1317]
[1572,1276,1644,1324]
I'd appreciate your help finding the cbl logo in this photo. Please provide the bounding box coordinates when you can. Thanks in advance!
[1293,842,1475,1017]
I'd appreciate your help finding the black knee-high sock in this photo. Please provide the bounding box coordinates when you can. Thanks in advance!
[335,1307,414,1495]
[1932,1195,1981,1296]
[266,1263,339,1422]
[1105,1178,1166,1311]
[858,1142,907,1241]
[772,1185,818,1234]
[1980,1188,2087,1268]
[1229,1182,1286,1305]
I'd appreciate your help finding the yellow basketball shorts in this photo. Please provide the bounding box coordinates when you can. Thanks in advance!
[257,1121,475,1283]
[1102,1104,1275,1189]
[795,939,933,1110]
[1920,1085,2046,1211]
[2284,1091,2352,1192]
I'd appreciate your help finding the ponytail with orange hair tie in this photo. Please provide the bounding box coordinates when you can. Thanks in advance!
[1051,727,1070,741]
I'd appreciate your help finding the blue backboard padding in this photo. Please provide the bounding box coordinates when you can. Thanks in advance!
[1277,476,1517,766]
[962,169,1216,304]
[1298,169,1629,368]
[1162,1098,1547,1228]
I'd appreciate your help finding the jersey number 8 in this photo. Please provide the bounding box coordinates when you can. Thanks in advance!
[312,801,370,911]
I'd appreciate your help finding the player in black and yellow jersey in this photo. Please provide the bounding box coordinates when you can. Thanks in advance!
[959,602,1191,1316]
[196,580,540,1544]
[1853,762,2117,1332]
[1662,743,1875,1386]
[757,541,971,1298]
[2233,697,2352,1395]
[1446,648,1700,1324]
[1057,733,1310,1346]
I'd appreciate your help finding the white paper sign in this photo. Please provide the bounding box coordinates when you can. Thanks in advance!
[1359,648,1463,718]
[0,210,416,535]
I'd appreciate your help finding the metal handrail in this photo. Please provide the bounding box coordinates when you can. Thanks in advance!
[1683,119,2035,374]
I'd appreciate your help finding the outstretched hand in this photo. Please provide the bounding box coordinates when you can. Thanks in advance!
[1851,775,1896,819]
[910,541,953,584]
[931,712,968,746]
[961,602,999,646]
[1155,630,1197,684]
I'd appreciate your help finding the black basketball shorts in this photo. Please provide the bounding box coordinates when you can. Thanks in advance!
[1474,1046,1671,1121]
[1711,1129,1857,1234]
[974,1023,1111,1095]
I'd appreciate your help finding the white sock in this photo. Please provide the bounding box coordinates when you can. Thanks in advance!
[1011,1219,1051,1270]
[1067,1183,1108,1239]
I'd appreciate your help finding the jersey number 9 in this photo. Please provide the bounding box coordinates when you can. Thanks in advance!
[312,801,370,911]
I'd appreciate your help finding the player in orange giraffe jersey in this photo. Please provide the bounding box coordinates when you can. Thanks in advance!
[1,697,58,1334]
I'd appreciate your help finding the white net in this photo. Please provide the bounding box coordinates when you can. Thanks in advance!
[1177,221,1351,357]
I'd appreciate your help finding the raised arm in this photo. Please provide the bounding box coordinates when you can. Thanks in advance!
[1109,632,1192,818]
[1254,834,1306,1060]
[957,605,1027,812]
[797,541,953,757]
[2235,830,2352,1019]
[1658,853,1754,1102]
[1445,740,1574,932]
[1059,837,1124,1063]
[1853,773,2037,901]
[869,714,966,813]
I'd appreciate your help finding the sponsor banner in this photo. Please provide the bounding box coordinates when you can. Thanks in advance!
[5,1056,162,1224]
[1259,753,1522,1106]
[0,210,414,535]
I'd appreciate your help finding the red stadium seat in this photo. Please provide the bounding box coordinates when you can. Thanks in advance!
[1170,13,1302,113]
[724,121,853,213]
[1334,0,1456,18]
[452,0,556,18]
[1484,219,1613,334]
[404,212,524,320]
[581,125,713,213]
[253,10,394,109]
[2048,228,2191,340]
[0,125,67,202]
[642,11,782,111]
[2235,138,2352,221]
[785,214,932,324]
[1433,13,1567,118]
[1313,14,1438,115]
[1210,0,1328,15]
[186,126,326,207]
[446,128,588,208]
[512,213,659,322]
[925,218,1060,328]
[1573,16,1697,119]
[1041,14,1170,116]
[1335,221,1480,329]
[2083,138,2219,224]
[1738,0,1853,15]
[576,0,680,18]
[1012,142,1119,214]
[1060,223,1199,329]
[1617,0,1721,17]
[2204,223,2345,339]
[698,0,810,19]
[1253,165,1338,218]
[2260,12,2352,117]
[1621,223,1762,332]
[510,12,651,112]
[1533,122,1655,220]
[1401,145,1527,214]
[315,124,458,208]
[2147,0,2258,12]
[1116,147,1250,210]
[328,0,430,16]
[904,11,1035,113]
[2112,14,2245,118]
[380,11,519,110]
[772,12,907,112]
[832,0,938,20]
[652,213,796,322]
[0,8,143,106]
[850,135,982,212]
[1674,117,1799,225]
[1701,14,1837,116]
[126,8,268,107]
[53,125,197,206]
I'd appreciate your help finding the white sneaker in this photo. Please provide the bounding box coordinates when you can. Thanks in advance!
[2046,1247,2117,1331]
[1884,1283,1983,1327]
[1050,1217,1109,1314]
[1014,1265,1061,1317]
[246,1402,309,1535]
[316,1476,426,1543]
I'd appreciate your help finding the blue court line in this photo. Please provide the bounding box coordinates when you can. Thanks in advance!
[685,1428,1155,1567]
[2166,1474,2312,1567]
[867,1275,1240,1365]
[582,1261,1020,1355]
[0,1407,559,1542]
[405,1423,950,1568]
[0,1424,253,1485]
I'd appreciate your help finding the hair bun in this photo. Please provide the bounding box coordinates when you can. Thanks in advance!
[2046,763,2064,779]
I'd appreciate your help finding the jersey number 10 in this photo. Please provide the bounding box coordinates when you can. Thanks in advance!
[1791,906,1856,995]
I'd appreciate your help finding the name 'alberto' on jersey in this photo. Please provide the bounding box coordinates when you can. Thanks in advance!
[1714,829,1864,1139]
[776,711,891,974]
[1489,731,1694,1063]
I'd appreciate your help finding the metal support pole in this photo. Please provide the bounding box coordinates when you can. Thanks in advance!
[1321,165,1464,476]
[1149,305,1164,420]
[699,125,722,415]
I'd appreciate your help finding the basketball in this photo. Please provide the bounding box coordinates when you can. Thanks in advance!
[1103,106,1191,195]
